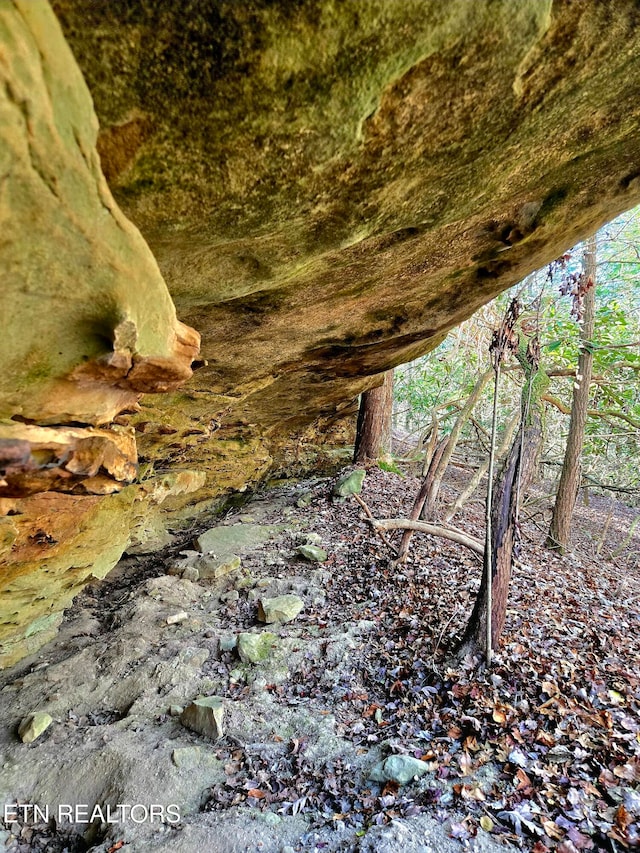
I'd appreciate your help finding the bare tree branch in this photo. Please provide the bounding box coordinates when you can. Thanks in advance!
[369,518,484,556]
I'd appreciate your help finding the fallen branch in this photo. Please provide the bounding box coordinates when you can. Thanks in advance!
[352,494,396,553]
[369,517,484,556]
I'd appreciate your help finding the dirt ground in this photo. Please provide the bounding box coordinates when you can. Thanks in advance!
[0,464,638,852]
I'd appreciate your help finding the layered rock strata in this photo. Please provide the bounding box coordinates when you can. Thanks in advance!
[4,0,640,663]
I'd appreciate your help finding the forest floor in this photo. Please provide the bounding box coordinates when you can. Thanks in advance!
[0,464,638,852]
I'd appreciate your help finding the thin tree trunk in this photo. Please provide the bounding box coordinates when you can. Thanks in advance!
[461,416,542,652]
[354,370,394,463]
[444,410,519,523]
[460,342,547,654]
[396,436,448,562]
[420,412,440,477]
[547,237,597,553]
[421,368,493,519]
[483,365,501,663]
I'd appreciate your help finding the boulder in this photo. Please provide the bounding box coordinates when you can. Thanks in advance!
[333,470,366,498]
[195,524,281,559]
[296,545,328,563]
[197,555,241,580]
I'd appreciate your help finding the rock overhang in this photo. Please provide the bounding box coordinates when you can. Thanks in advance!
[3,0,640,664]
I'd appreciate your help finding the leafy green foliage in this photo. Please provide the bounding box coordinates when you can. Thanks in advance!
[394,208,640,502]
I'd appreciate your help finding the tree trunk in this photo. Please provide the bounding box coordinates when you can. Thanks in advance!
[396,436,448,562]
[461,421,542,653]
[460,345,547,654]
[419,412,440,476]
[421,368,493,519]
[354,370,394,463]
[443,410,519,523]
[547,237,597,553]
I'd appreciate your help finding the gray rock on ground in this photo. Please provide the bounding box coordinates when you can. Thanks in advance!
[197,554,241,579]
[237,632,278,663]
[181,566,200,582]
[369,754,432,785]
[333,469,366,497]
[219,635,237,652]
[195,524,281,558]
[17,712,53,743]
[295,531,322,545]
[180,696,225,740]
[296,544,327,562]
[258,594,304,623]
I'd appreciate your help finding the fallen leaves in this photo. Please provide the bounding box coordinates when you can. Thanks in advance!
[201,467,639,850]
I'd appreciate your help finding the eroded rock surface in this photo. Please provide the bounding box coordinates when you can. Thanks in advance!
[0,1,199,663]
[0,1,199,427]
[52,0,640,438]
[5,0,640,663]
[0,479,519,853]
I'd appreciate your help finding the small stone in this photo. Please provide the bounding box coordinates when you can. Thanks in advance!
[262,812,281,827]
[368,755,431,785]
[238,514,256,523]
[234,572,256,590]
[198,554,241,579]
[237,632,278,663]
[181,696,225,740]
[171,746,202,768]
[166,611,188,625]
[18,712,53,743]
[258,594,304,624]
[219,635,237,652]
[229,668,244,683]
[547,745,573,762]
[333,469,366,497]
[297,544,327,563]
[221,589,239,603]
[182,566,200,582]
[179,549,200,560]
[169,705,184,717]
[303,532,322,545]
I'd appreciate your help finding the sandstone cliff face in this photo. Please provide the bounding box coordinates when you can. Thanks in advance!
[3,0,640,664]
[0,0,200,665]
